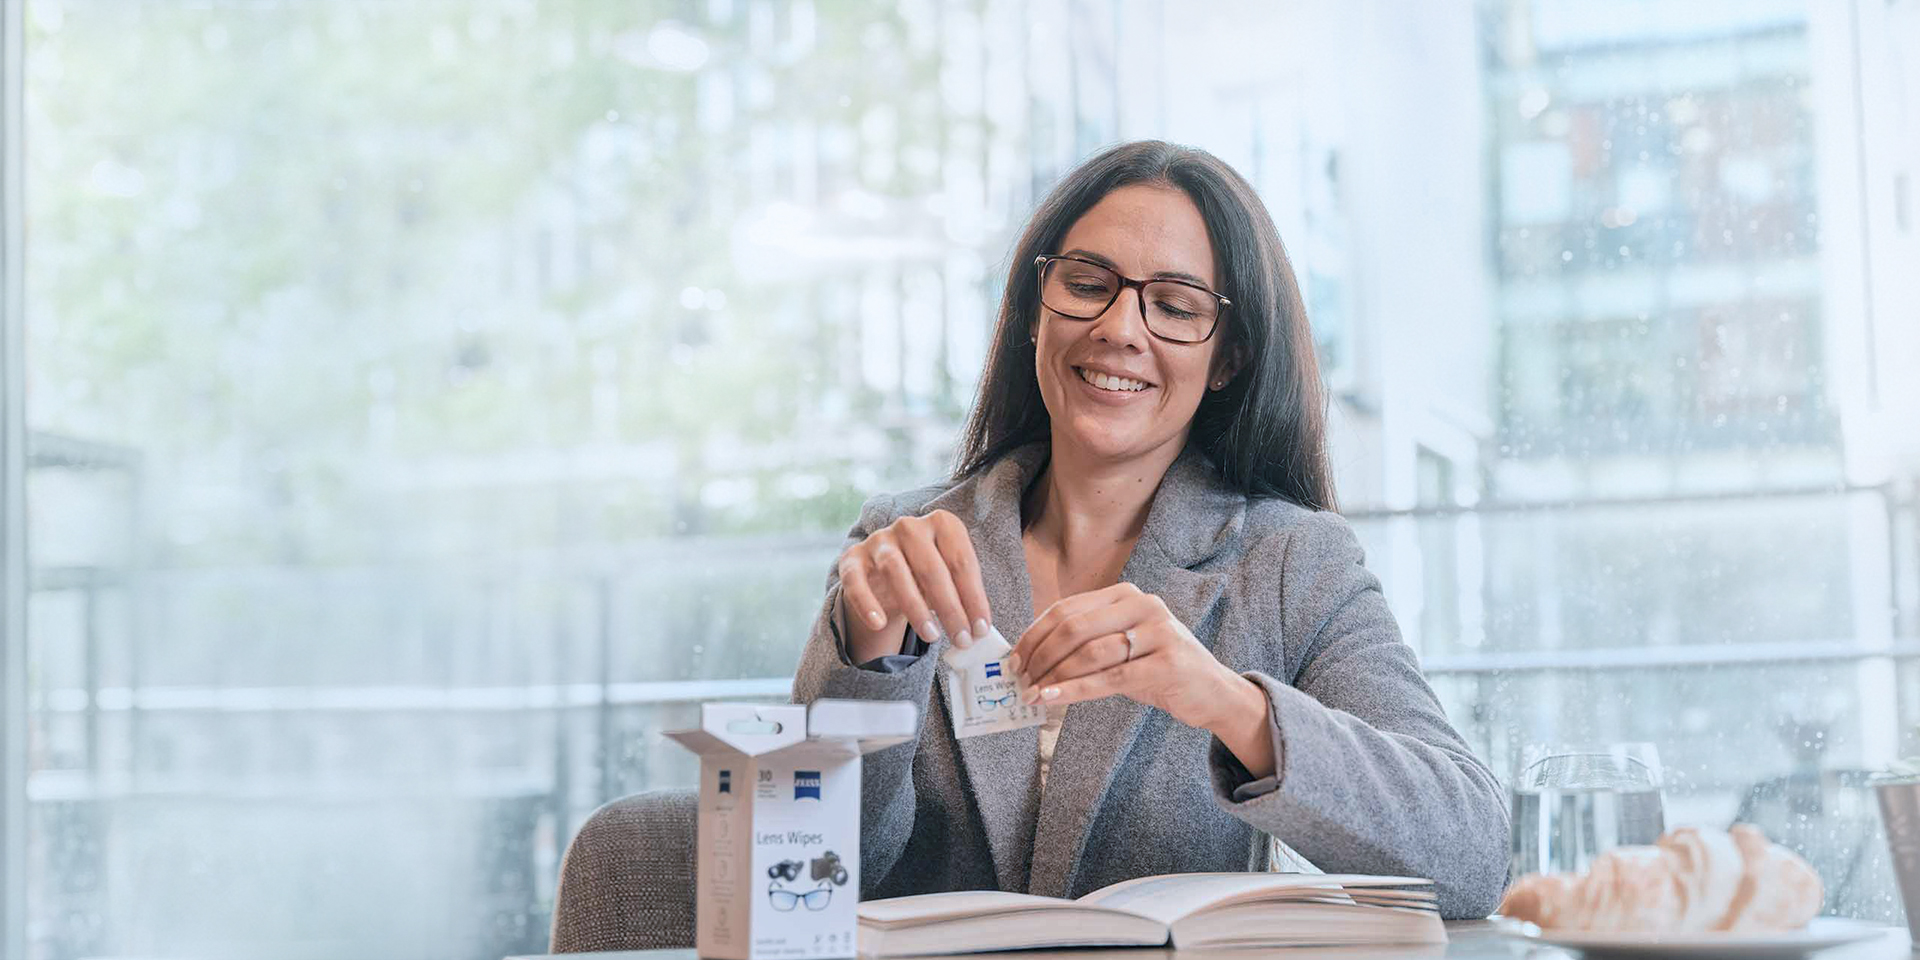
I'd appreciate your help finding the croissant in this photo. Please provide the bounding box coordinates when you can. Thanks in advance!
[1498,824,1822,933]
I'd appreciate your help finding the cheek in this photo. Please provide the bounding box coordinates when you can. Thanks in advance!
[1165,353,1215,400]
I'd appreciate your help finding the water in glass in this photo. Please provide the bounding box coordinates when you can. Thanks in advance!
[1510,744,1666,878]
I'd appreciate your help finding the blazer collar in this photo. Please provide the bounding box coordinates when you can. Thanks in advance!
[924,440,1246,896]
[959,441,1245,568]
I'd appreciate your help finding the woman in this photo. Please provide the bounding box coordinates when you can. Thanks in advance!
[790,140,1509,919]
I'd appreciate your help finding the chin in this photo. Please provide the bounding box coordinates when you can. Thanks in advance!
[1056,413,1173,463]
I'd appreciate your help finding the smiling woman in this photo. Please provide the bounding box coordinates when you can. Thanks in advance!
[793,141,1512,919]
[958,143,1335,513]
[1028,184,1238,467]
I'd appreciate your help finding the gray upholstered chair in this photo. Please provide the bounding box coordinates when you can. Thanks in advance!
[550,788,700,953]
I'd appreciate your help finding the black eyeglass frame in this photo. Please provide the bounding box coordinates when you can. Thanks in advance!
[1032,254,1232,345]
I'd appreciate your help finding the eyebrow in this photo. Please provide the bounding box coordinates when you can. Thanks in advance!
[1062,249,1214,290]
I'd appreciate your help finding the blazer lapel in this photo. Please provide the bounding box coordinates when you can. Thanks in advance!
[1025,445,1243,898]
[924,445,1049,894]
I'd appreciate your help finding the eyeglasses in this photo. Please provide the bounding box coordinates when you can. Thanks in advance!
[769,885,834,912]
[1034,254,1229,344]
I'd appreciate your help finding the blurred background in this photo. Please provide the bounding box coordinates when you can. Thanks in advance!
[6,0,1920,957]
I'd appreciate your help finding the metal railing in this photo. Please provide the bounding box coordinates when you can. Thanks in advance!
[12,475,1918,956]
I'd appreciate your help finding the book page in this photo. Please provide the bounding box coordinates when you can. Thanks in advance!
[1078,873,1431,925]
[1172,898,1446,950]
[859,890,1087,926]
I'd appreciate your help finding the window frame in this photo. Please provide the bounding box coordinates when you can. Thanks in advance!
[1,0,29,956]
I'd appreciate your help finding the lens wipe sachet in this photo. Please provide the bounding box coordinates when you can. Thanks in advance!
[941,625,1046,739]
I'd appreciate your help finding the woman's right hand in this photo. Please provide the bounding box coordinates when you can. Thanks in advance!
[836,508,993,664]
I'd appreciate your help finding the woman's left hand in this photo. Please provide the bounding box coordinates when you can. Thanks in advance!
[1009,581,1247,731]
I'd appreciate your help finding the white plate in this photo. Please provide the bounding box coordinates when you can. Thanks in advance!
[1489,916,1895,959]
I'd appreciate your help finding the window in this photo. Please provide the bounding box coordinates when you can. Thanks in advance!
[4,1,1916,956]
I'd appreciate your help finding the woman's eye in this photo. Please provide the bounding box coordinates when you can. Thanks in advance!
[1155,302,1197,319]
[1068,283,1108,295]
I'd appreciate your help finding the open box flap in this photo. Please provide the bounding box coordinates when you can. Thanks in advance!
[806,699,917,754]
[663,703,808,757]
[762,738,862,763]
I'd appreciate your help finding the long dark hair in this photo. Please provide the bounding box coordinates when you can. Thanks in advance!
[951,140,1337,512]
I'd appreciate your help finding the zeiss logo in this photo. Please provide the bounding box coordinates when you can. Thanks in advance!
[794,771,822,801]
[717,769,732,794]
[985,662,1003,678]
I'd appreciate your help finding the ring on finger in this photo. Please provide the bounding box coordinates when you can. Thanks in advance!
[1123,628,1138,661]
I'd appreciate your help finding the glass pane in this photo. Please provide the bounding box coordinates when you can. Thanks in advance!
[1348,492,1867,661]
[1431,663,1909,921]
[15,0,1916,956]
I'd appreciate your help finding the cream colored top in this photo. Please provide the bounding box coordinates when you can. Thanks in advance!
[1036,702,1321,875]
[1036,703,1070,788]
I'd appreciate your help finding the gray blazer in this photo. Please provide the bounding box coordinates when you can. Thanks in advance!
[789,441,1511,919]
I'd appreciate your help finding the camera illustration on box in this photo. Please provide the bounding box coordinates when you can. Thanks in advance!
[667,699,916,960]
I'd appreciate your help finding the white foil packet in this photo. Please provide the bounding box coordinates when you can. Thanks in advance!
[941,626,1046,739]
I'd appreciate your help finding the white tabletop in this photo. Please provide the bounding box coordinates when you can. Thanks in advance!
[509,918,1915,960]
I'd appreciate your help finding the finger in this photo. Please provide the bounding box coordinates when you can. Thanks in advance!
[1019,581,1141,644]
[837,554,889,631]
[896,519,973,647]
[872,537,941,645]
[1017,590,1153,686]
[934,513,994,642]
[1028,632,1136,692]
[1018,585,1112,648]
[1011,581,1130,670]
[1030,655,1146,707]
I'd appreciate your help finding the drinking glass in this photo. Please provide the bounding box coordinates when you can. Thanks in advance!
[1510,742,1666,879]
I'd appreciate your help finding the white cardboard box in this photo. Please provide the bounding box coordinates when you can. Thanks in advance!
[666,699,917,960]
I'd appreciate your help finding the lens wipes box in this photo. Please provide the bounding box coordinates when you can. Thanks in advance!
[667,699,916,960]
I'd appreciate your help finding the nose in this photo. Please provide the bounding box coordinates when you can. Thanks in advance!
[1088,284,1151,351]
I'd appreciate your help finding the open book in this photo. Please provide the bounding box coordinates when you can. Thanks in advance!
[858,872,1444,956]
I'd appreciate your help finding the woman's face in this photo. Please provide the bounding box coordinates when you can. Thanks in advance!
[1033,183,1236,465]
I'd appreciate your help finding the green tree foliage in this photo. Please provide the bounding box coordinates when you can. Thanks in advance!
[27,0,952,563]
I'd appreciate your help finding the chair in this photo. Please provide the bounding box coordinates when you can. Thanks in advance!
[550,788,700,953]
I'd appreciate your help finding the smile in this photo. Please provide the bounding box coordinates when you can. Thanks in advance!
[1073,366,1154,393]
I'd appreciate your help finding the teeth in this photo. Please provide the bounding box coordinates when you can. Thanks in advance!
[1076,367,1150,393]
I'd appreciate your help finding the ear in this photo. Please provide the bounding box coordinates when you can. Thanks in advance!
[1209,343,1249,389]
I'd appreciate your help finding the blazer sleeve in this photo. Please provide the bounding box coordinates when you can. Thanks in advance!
[1204,510,1512,920]
[789,491,943,896]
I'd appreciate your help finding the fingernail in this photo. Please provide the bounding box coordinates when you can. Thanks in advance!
[1020,686,1039,704]
[956,629,973,648]
[1041,687,1061,701]
[921,619,944,642]
[973,618,991,639]
[1006,654,1022,673]
[867,610,887,629]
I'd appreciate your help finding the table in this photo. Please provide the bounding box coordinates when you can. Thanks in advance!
[510,919,1915,960]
